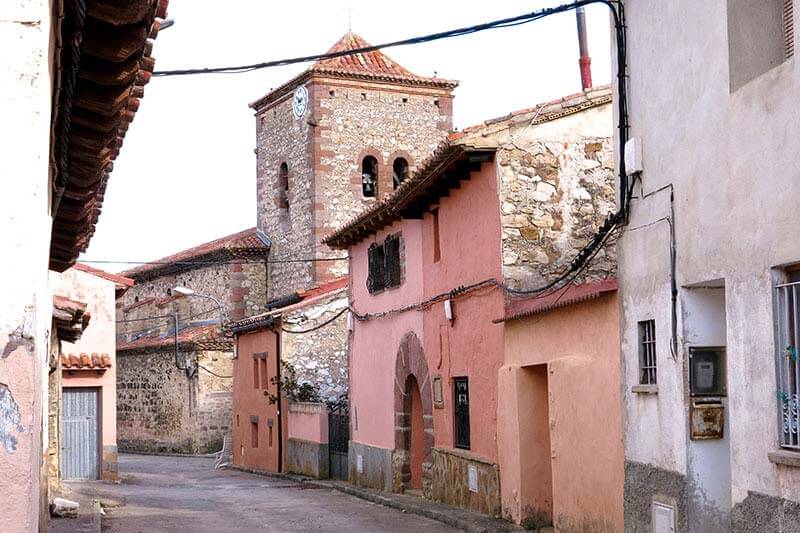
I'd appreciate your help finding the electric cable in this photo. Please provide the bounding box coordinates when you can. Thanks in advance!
[81,256,347,267]
[153,1,622,77]
[281,306,349,334]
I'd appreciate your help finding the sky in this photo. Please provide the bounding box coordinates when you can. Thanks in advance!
[81,0,613,272]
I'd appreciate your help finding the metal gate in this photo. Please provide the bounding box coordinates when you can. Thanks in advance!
[328,403,349,480]
[62,388,100,480]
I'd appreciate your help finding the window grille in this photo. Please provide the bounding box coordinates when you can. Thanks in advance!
[785,0,795,59]
[362,156,378,197]
[367,243,385,294]
[775,281,800,450]
[454,377,470,449]
[638,320,657,385]
[384,234,401,288]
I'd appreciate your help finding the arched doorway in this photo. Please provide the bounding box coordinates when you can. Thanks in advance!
[394,331,433,493]
[405,375,424,489]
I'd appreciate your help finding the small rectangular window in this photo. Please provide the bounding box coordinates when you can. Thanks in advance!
[384,234,402,288]
[638,320,657,385]
[253,359,260,389]
[251,421,259,448]
[454,377,470,449]
[367,242,385,294]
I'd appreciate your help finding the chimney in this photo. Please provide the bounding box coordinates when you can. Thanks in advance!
[575,6,593,90]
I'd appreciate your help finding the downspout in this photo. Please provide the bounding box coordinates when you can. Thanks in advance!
[575,6,593,90]
[275,326,283,473]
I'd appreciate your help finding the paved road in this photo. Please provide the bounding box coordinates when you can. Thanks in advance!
[91,454,458,532]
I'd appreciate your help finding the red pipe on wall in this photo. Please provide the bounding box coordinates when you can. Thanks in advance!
[576,6,593,90]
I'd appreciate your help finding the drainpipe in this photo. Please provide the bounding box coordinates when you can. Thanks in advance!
[575,6,593,90]
[275,327,283,473]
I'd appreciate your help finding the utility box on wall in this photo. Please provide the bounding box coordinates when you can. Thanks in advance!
[689,347,726,440]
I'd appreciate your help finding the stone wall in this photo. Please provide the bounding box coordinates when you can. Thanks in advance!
[281,291,349,403]
[118,261,267,328]
[495,103,616,290]
[429,447,502,517]
[254,76,453,297]
[116,348,232,454]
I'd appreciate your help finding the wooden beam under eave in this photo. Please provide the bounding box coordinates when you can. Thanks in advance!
[81,19,149,63]
[86,0,153,26]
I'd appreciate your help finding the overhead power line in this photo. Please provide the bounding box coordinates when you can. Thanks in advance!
[153,0,620,77]
[80,256,348,267]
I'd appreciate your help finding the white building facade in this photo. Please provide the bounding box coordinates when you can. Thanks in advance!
[616,1,800,531]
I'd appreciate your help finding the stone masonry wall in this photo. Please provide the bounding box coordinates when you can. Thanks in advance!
[254,76,453,297]
[118,262,267,329]
[486,102,616,290]
[255,90,315,299]
[312,79,453,284]
[116,348,232,454]
[281,291,349,403]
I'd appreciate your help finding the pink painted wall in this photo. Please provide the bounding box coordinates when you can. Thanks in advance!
[287,402,328,444]
[349,220,425,450]
[421,161,504,463]
[498,292,623,530]
[53,268,118,474]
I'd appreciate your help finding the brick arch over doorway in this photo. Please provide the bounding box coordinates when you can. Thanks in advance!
[393,331,434,493]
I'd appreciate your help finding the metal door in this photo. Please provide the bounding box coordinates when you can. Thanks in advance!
[62,388,100,480]
[328,403,349,480]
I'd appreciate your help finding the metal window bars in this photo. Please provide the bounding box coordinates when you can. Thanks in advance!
[639,320,657,385]
[775,281,800,450]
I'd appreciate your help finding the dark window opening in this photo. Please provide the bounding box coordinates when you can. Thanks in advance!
[362,156,378,197]
[253,359,260,389]
[432,208,441,263]
[277,163,289,209]
[367,242,385,294]
[236,414,240,427]
[638,320,657,385]
[454,377,470,449]
[384,234,401,288]
[251,421,259,448]
[393,158,409,189]
[269,425,274,447]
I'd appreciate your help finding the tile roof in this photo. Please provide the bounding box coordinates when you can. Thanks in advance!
[322,86,613,249]
[494,279,618,323]
[62,352,112,371]
[117,323,229,353]
[50,0,170,272]
[73,262,134,296]
[53,295,92,343]
[250,32,457,110]
[120,227,269,281]
[459,85,612,135]
[229,277,349,334]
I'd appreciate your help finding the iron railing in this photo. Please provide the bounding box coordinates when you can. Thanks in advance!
[775,281,800,450]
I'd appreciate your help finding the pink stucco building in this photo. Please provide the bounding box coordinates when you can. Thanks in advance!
[325,87,623,526]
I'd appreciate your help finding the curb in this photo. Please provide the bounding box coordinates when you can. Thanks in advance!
[227,465,519,532]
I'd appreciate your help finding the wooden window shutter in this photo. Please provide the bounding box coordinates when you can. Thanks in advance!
[384,234,401,288]
[367,243,385,294]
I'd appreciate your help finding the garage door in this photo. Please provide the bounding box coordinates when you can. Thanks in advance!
[62,387,100,480]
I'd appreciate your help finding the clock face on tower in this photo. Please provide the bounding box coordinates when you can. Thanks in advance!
[292,85,308,119]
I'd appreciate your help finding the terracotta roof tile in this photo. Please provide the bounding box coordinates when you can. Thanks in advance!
[250,32,457,110]
[229,277,349,333]
[62,351,112,370]
[121,227,268,281]
[117,323,225,352]
[494,279,618,323]
[53,295,92,343]
[50,0,170,272]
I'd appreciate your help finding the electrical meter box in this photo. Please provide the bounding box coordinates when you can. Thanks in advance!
[689,347,726,396]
